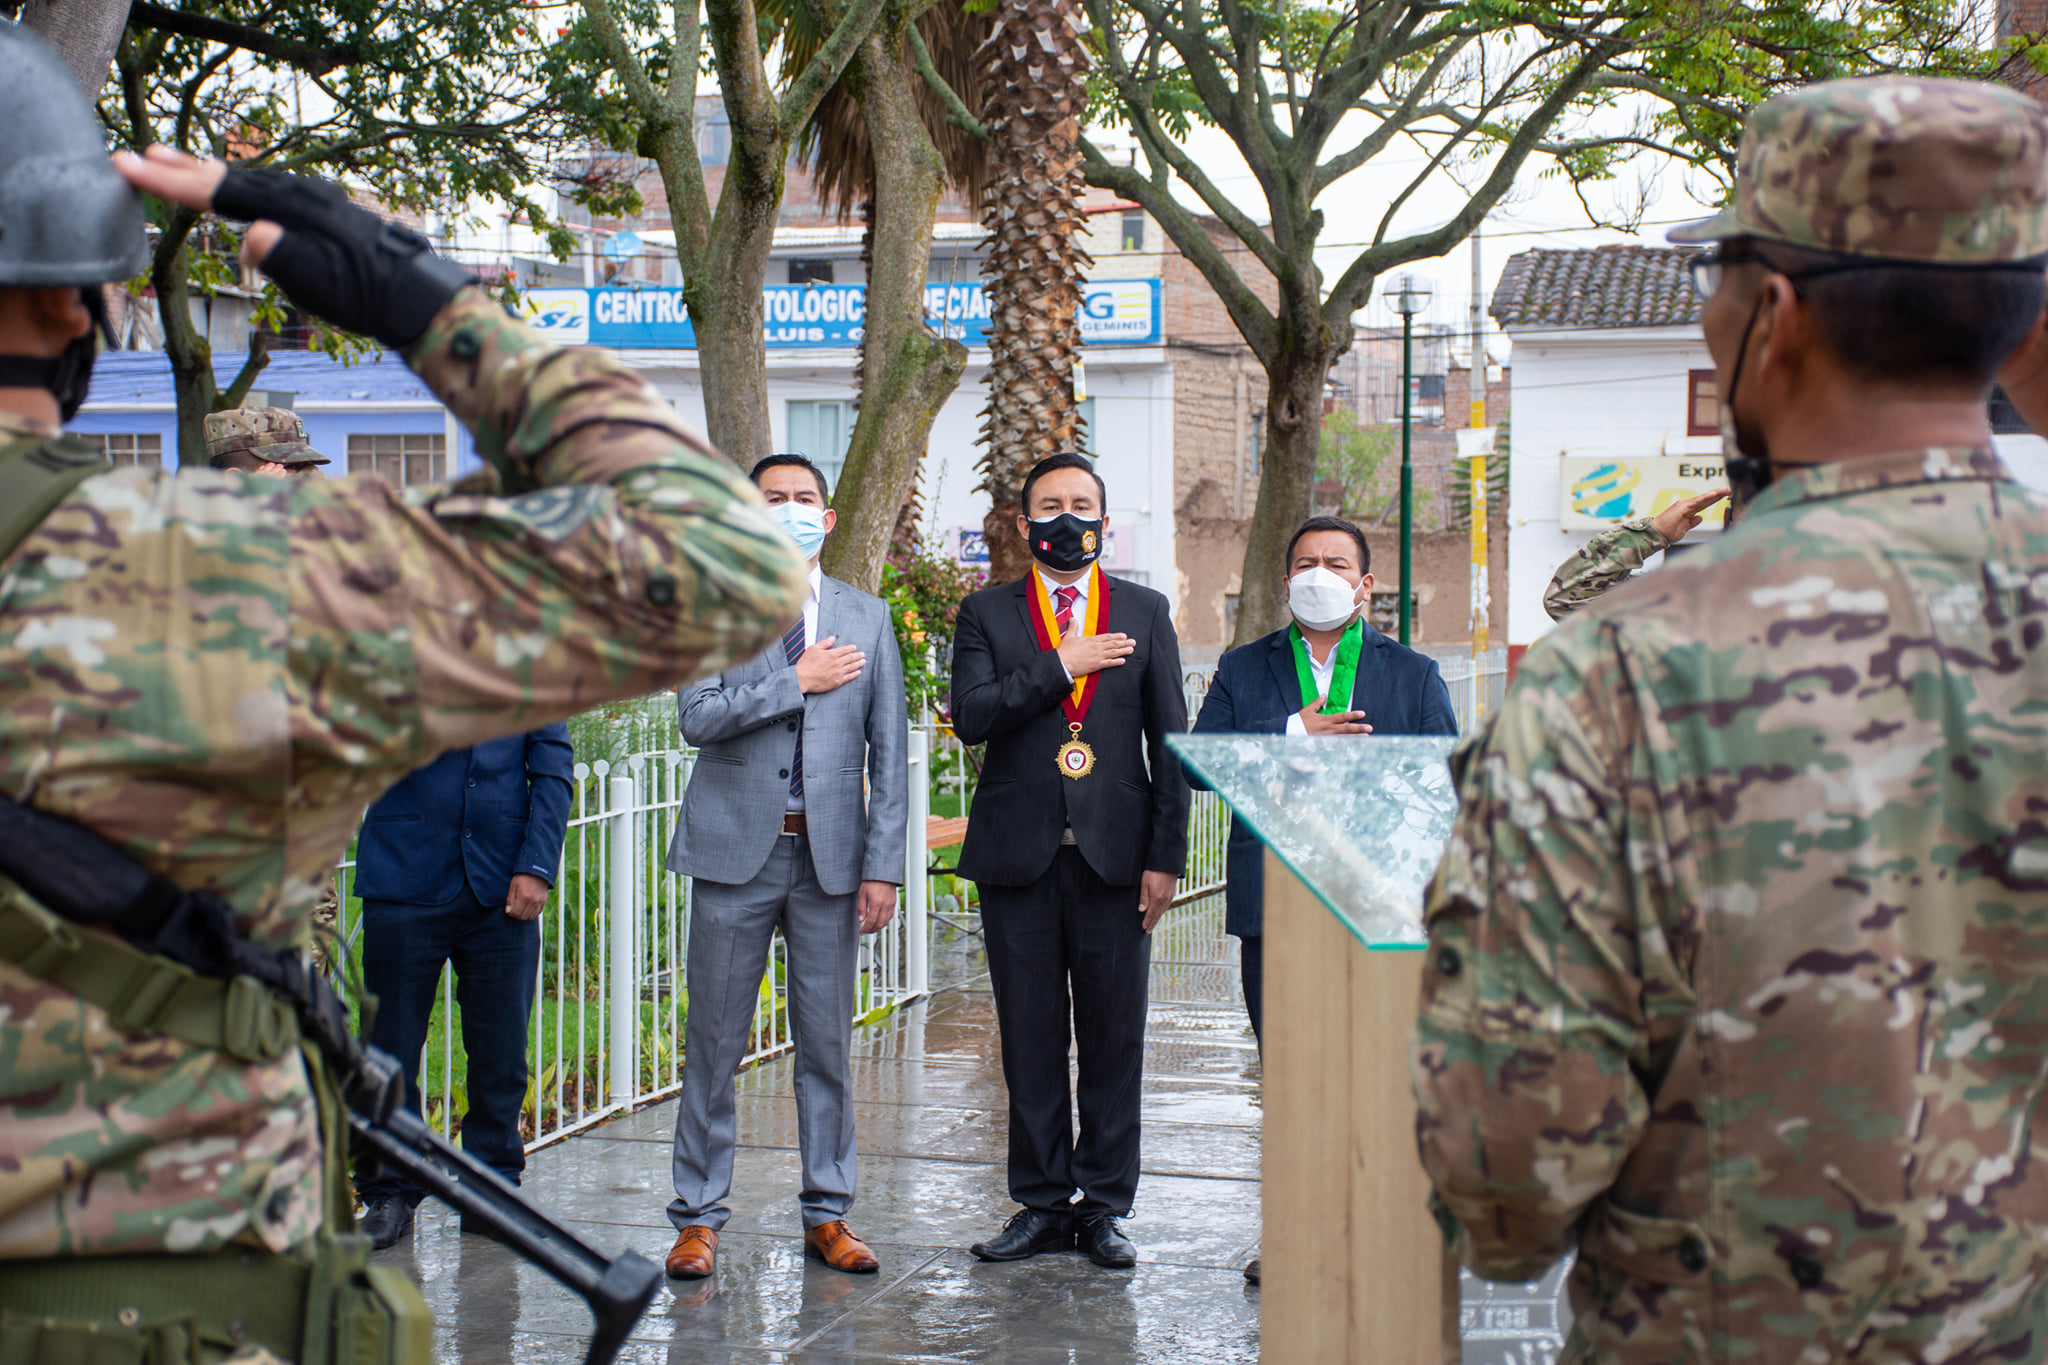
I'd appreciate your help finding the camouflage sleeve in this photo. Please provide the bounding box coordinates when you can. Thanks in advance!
[1542,518,1669,622]
[291,289,808,761]
[1407,622,1683,1282]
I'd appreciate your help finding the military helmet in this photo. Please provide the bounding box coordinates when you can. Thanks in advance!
[1669,77,2048,264]
[0,25,148,287]
[203,408,330,467]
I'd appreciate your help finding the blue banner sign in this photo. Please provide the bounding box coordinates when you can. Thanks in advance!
[519,279,1161,350]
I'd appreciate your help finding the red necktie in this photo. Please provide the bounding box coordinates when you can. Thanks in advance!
[1054,585,1079,639]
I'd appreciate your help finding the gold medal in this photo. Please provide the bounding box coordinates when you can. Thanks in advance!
[1057,722,1096,780]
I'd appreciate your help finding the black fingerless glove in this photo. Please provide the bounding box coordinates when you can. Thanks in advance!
[212,169,479,349]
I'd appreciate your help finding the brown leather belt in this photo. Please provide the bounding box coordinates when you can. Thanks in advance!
[781,812,808,836]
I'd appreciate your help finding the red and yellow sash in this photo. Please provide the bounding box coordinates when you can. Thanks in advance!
[1026,564,1110,723]
[1026,565,1110,779]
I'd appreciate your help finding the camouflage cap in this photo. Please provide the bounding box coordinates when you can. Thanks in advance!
[202,408,329,466]
[1668,77,2048,263]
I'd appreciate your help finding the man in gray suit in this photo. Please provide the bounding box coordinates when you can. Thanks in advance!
[661,453,909,1280]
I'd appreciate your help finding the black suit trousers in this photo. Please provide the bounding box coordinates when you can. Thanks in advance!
[979,845,1151,1216]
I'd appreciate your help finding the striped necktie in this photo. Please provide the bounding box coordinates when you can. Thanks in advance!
[782,616,805,803]
[1054,585,1079,639]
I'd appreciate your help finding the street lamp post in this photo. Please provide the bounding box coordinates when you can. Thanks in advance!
[1389,274,1433,645]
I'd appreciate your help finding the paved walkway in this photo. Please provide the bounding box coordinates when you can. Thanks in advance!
[382,895,1264,1363]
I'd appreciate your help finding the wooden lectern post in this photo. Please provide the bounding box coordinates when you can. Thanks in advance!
[1262,849,1459,1363]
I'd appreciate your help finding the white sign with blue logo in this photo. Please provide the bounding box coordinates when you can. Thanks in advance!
[519,280,1161,350]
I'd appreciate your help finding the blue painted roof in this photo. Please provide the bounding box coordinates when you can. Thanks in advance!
[85,348,437,407]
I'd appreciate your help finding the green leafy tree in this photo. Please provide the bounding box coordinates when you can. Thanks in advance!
[571,0,886,476]
[105,0,586,465]
[1079,0,2002,644]
[1315,407,1395,521]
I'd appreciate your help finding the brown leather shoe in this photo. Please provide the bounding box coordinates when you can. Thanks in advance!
[665,1225,718,1279]
[1243,1256,1261,1285]
[804,1219,879,1273]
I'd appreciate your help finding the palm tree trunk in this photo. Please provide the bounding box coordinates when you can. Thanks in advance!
[973,0,1090,586]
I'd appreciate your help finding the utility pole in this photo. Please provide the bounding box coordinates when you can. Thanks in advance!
[1467,225,1491,718]
[1390,276,1432,645]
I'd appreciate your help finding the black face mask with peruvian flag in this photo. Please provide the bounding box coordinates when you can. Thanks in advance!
[1027,513,1103,574]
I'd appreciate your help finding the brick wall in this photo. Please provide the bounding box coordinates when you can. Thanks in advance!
[1165,218,1276,647]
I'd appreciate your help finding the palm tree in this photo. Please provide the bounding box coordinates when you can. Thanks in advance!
[973,0,1090,585]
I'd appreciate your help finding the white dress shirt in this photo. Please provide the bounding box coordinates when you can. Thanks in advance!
[1284,629,1341,736]
[1040,566,1091,682]
[788,563,823,812]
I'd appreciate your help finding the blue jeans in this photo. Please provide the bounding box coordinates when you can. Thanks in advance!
[358,884,539,1201]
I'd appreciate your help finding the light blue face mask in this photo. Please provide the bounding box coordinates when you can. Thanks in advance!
[773,500,830,557]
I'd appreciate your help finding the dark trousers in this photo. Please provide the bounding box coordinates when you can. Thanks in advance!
[359,884,540,1201]
[1239,934,1263,1046]
[979,845,1151,1216]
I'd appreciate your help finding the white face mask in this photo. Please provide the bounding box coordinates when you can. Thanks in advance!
[1288,566,1361,632]
[772,501,829,557]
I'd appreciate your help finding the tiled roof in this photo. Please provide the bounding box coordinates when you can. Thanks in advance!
[1488,244,1703,331]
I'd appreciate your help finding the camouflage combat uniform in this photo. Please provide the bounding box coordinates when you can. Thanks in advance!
[0,290,806,1259]
[1542,516,1667,622]
[203,407,331,470]
[1411,79,2048,1361]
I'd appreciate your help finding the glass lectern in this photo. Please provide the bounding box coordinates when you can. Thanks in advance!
[1170,733,1571,1365]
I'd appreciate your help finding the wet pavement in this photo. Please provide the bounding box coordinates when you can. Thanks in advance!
[382,896,1264,1363]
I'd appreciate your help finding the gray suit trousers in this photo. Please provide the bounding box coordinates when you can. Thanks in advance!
[667,832,859,1232]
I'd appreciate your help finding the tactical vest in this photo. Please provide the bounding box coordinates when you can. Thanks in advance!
[0,433,431,1365]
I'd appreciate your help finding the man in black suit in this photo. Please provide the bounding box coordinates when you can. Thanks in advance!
[950,452,1190,1270]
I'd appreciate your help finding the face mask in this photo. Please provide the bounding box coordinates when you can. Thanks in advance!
[772,501,829,557]
[0,287,106,423]
[1027,513,1103,574]
[1288,566,1360,631]
[1719,289,1773,517]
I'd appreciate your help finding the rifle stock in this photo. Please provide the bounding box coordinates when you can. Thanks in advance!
[0,793,663,1365]
[350,1105,661,1365]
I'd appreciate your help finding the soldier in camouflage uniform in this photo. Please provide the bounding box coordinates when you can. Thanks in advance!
[204,406,332,476]
[1541,487,1728,621]
[0,25,804,1362]
[1412,78,2048,1362]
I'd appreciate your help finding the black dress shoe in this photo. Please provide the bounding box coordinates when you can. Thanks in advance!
[359,1195,414,1251]
[1076,1212,1136,1269]
[970,1208,1073,1262]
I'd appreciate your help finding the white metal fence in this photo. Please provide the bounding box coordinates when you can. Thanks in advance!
[334,673,1233,1156]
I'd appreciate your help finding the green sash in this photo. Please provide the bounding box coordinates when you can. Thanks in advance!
[1288,618,1363,714]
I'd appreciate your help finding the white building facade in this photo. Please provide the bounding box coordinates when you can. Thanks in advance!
[1495,244,2048,656]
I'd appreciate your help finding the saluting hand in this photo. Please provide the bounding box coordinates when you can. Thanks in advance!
[1650,488,1730,543]
[1297,697,1372,735]
[797,636,865,694]
[1058,632,1134,678]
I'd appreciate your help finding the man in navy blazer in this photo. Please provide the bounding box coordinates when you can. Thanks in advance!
[352,724,575,1248]
[1190,515,1456,1043]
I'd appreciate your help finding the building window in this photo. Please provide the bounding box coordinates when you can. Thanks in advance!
[1248,422,1262,478]
[90,432,163,468]
[347,433,446,486]
[788,259,835,286]
[697,117,730,166]
[1120,211,1145,252]
[1687,369,1719,436]
[785,399,855,492]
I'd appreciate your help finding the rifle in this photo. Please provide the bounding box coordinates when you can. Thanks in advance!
[0,795,663,1365]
